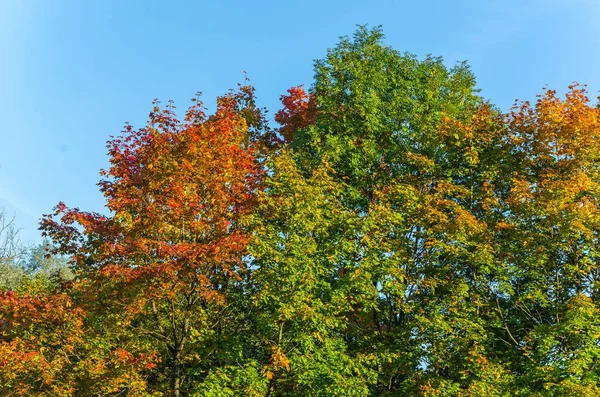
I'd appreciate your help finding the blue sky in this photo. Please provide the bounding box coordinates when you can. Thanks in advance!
[1,0,599,243]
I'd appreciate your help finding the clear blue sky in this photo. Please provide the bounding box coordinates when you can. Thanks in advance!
[1,0,599,244]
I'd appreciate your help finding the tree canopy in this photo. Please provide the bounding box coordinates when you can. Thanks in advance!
[2,26,600,396]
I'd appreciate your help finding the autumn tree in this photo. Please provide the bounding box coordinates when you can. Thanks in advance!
[497,85,600,395]
[40,87,264,396]
[0,288,160,396]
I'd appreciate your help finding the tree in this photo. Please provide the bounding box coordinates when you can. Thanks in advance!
[250,151,376,395]
[276,25,512,394]
[40,88,263,396]
[24,240,71,282]
[0,208,26,290]
[499,85,600,395]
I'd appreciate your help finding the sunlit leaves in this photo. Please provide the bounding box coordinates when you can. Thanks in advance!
[2,25,600,397]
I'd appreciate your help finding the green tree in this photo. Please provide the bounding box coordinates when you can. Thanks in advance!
[279,26,512,395]
[250,151,376,395]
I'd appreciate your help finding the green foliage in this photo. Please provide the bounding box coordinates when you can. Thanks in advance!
[250,151,376,395]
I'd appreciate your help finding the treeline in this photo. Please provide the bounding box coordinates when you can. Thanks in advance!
[2,26,600,396]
